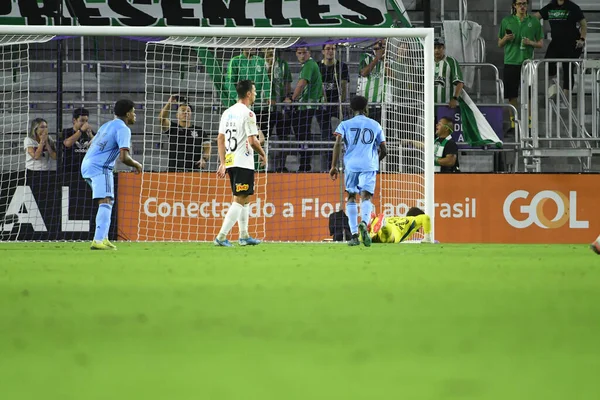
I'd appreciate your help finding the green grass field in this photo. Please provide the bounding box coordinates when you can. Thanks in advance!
[1,243,599,400]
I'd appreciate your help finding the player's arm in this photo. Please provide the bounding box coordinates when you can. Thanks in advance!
[415,214,433,243]
[119,148,142,173]
[248,134,266,162]
[217,132,226,176]
[330,134,343,179]
[159,95,177,133]
[117,128,142,173]
[378,142,388,161]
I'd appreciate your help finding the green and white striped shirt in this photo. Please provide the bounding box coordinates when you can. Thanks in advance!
[357,52,385,104]
[434,56,463,103]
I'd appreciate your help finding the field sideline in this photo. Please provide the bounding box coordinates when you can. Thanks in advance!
[1,243,599,400]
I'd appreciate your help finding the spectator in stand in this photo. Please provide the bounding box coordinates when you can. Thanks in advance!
[408,117,460,173]
[433,37,464,108]
[227,49,270,134]
[159,96,211,172]
[285,46,323,172]
[434,117,460,173]
[24,118,59,239]
[534,0,587,98]
[357,40,386,123]
[319,43,349,169]
[264,48,293,172]
[25,118,57,171]
[498,0,544,129]
[61,107,94,175]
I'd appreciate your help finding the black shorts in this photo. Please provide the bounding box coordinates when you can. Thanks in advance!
[227,167,254,196]
[503,64,522,100]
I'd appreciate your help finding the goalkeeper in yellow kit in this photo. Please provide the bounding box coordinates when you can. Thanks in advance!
[367,207,434,244]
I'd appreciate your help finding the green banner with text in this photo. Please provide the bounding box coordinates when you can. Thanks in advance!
[0,0,403,28]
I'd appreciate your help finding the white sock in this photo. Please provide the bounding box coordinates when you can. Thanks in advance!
[238,204,250,239]
[217,202,243,240]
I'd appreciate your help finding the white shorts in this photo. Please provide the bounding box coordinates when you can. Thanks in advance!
[84,172,114,199]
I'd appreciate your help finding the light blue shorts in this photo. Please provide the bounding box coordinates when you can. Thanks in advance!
[344,171,377,195]
[84,172,114,200]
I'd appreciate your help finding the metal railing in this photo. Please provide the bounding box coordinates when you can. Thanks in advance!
[460,62,504,103]
[440,0,469,21]
[520,58,600,172]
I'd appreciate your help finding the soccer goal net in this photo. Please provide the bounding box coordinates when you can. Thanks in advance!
[0,27,434,243]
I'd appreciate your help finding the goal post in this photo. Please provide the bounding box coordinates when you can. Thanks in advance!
[0,25,435,243]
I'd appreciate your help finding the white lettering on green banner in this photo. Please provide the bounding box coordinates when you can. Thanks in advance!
[0,0,394,28]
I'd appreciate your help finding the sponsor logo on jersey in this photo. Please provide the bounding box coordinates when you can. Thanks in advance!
[236,183,249,192]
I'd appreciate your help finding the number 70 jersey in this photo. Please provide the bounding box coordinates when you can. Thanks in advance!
[335,114,385,173]
[218,102,259,170]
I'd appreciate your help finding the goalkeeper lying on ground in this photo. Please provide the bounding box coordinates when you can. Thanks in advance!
[367,207,434,244]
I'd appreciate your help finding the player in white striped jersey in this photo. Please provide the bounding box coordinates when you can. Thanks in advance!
[215,80,267,247]
[434,37,464,108]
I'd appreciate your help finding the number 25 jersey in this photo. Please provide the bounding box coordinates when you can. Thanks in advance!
[218,102,259,170]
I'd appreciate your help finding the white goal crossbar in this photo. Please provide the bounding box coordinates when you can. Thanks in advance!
[0,25,435,241]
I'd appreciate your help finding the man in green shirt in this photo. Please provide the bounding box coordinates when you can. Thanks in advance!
[264,48,293,172]
[498,0,544,121]
[434,37,464,108]
[227,49,270,171]
[285,46,323,172]
[226,49,271,130]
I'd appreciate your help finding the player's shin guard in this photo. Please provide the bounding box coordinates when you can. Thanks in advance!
[360,199,373,226]
[346,202,359,235]
[218,202,243,240]
[238,204,250,239]
[94,203,113,242]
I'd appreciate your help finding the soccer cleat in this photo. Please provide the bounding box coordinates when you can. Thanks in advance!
[347,235,360,246]
[90,240,113,250]
[358,222,371,247]
[239,237,261,246]
[214,238,234,247]
[102,238,117,250]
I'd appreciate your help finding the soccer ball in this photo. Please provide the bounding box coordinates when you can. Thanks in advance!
[591,235,600,255]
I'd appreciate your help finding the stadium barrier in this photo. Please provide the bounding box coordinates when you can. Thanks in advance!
[0,171,118,241]
[118,173,597,244]
[1,172,596,244]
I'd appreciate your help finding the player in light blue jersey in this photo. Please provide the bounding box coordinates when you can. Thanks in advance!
[330,96,387,247]
[81,99,142,250]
